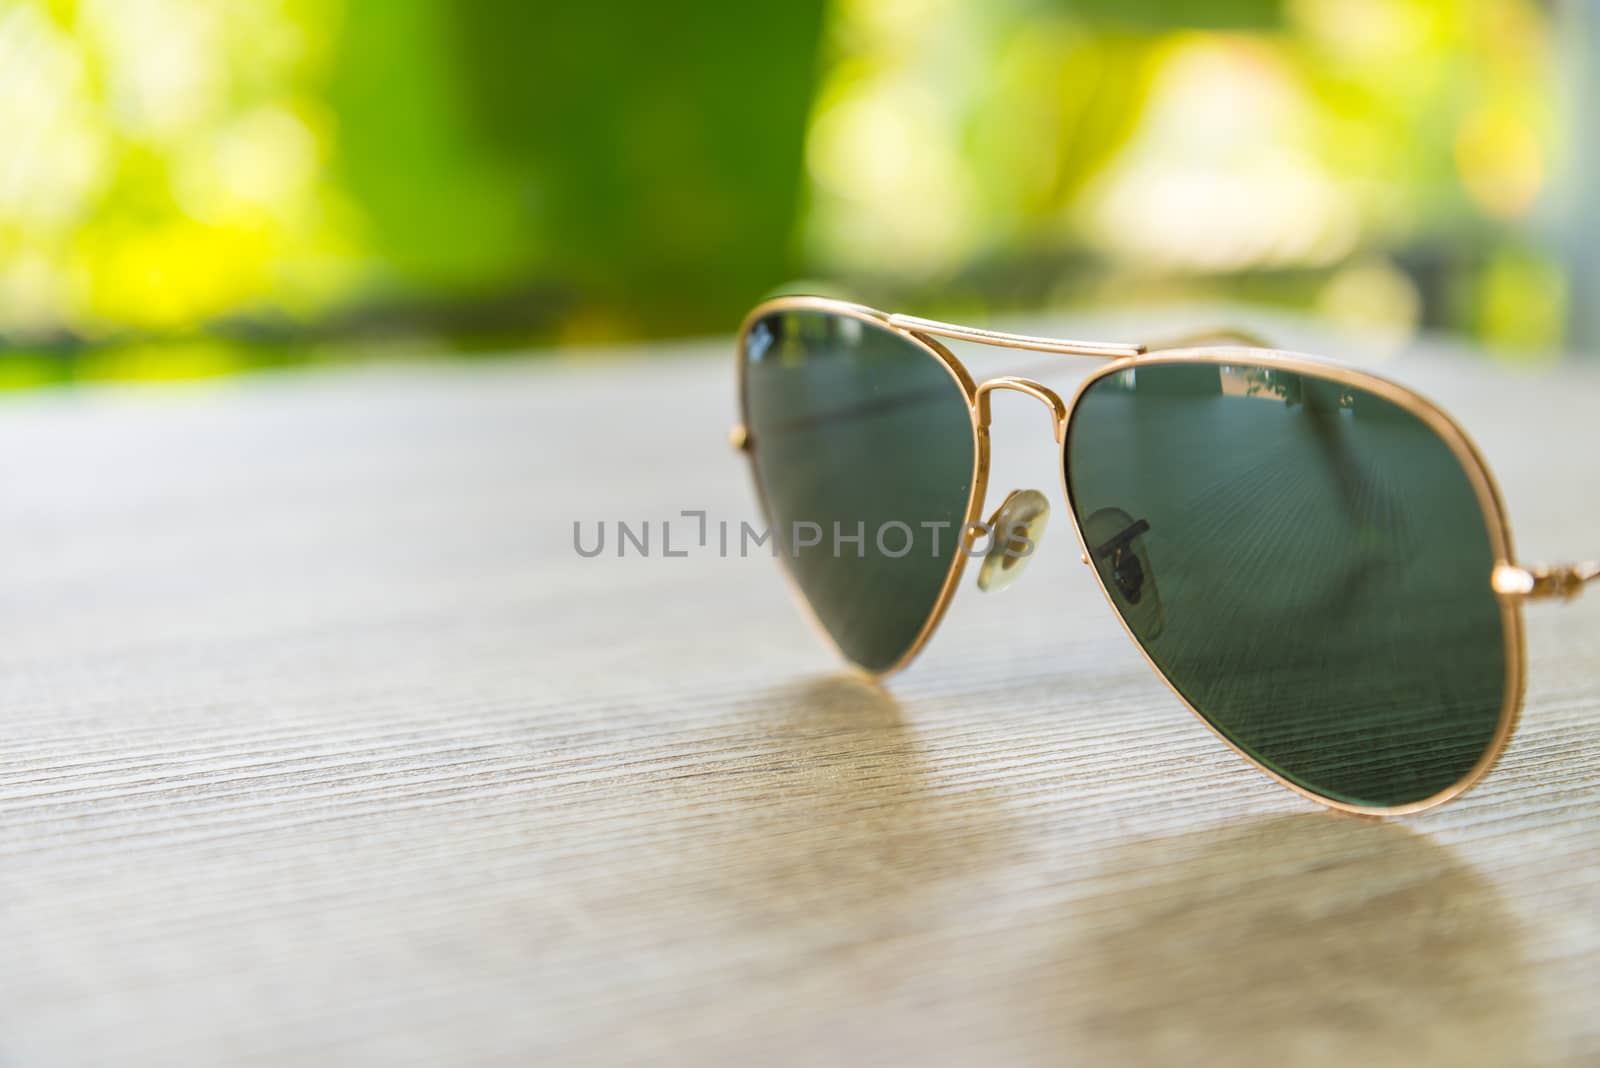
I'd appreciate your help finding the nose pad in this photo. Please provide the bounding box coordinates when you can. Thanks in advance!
[976,489,1050,593]
[1083,507,1165,639]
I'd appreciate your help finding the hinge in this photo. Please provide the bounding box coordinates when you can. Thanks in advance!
[1492,562,1600,601]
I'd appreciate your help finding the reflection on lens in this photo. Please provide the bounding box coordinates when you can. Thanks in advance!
[1065,362,1507,808]
[742,309,975,673]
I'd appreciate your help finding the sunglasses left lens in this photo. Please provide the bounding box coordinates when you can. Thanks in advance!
[1063,360,1512,809]
[740,308,976,673]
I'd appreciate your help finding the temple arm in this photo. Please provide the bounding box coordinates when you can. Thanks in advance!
[1492,562,1600,601]
[884,316,1279,356]
[1143,327,1277,351]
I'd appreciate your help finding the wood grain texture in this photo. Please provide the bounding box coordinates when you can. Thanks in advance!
[0,321,1596,1066]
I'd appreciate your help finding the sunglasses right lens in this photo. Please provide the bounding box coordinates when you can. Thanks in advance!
[740,308,976,674]
[1064,361,1510,809]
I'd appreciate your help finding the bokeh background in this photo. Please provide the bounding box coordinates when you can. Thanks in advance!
[1,0,1593,386]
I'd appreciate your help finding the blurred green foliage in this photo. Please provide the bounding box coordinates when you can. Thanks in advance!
[0,0,1577,383]
[330,0,825,334]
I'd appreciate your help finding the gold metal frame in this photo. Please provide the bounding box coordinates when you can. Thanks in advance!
[733,295,1588,816]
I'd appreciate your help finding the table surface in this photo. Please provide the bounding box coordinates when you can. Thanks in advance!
[1,314,1596,1066]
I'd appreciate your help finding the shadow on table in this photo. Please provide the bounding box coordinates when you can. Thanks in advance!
[1029,813,1534,1068]
[701,672,1020,920]
[641,675,1531,1065]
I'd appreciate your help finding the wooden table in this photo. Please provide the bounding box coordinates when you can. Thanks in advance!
[1,317,1596,1065]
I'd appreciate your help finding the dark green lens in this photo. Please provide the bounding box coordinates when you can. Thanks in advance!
[1065,362,1507,808]
[741,309,974,673]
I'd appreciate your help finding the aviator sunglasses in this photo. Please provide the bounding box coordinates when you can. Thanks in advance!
[732,295,1597,815]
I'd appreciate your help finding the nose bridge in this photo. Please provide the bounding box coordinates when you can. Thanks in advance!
[975,377,1069,442]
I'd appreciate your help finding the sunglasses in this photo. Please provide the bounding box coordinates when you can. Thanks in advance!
[732,296,1597,815]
